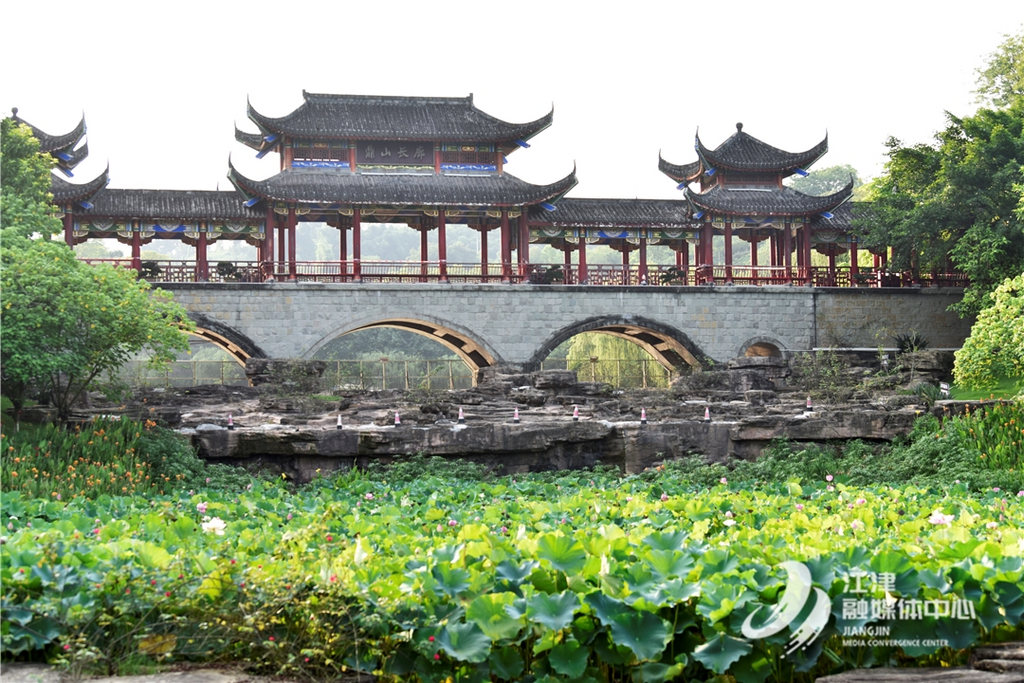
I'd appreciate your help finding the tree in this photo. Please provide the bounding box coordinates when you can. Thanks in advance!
[564,333,668,388]
[953,273,1024,391]
[975,29,1024,108]
[785,164,863,197]
[1,118,194,422]
[856,101,1024,316]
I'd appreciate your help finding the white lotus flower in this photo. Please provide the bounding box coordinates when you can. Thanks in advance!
[201,517,227,535]
[928,510,955,526]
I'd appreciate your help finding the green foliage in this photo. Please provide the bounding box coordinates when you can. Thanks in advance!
[785,164,862,197]
[975,29,1024,108]
[0,418,258,500]
[1,113,194,421]
[1,118,55,207]
[858,99,1024,317]
[2,457,1022,682]
[945,401,1024,471]
[894,331,929,353]
[564,332,669,388]
[954,273,1024,391]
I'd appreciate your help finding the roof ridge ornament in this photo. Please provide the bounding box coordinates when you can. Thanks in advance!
[736,122,743,132]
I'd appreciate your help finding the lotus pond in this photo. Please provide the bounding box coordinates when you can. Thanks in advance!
[2,414,1023,683]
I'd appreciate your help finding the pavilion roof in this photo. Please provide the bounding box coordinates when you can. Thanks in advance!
[51,168,109,204]
[685,180,853,217]
[74,189,263,221]
[528,198,694,228]
[228,162,577,208]
[657,154,703,184]
[695,123,828,174]
[11,108,89,170]
[235,127,265,151]
[243,91,553,144]
[810,200,870,232]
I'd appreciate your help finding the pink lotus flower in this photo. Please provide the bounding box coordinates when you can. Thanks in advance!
[825,475,834,482]
[992,488,1000,493]
[1018,491,1024,497]
[827,485,835,491]
[928,510,955,526]
[719,477,728,485]
[725,510,734,518]
[986,521,999,529]
[795,504,804,511]
[856,498,866,506]
[364,492,374,500]
[723,519,736,527]
[196,502,207,514]
[448,519,458,527]
[660,493,669,502]
[851,520,861,531]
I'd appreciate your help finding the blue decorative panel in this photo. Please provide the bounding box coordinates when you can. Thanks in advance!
[292,160,351,169]
[440,163,497,172]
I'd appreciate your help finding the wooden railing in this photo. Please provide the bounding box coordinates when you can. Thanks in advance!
[77,258,968,288]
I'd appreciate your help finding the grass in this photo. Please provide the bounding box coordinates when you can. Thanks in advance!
[951,375,1023,400]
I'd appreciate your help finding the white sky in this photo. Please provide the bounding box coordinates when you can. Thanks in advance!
[4,1,1022,200]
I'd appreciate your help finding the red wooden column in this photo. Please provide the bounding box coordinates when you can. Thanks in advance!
[702,222,714,284]
[828,251,837,286]
[277,223,286,277]
[338,225,348,280]
[578,237,588,284]
[352,208,362,283]
[639,236,648,284]
[287,206,297,280]
[802,223,813,285]
[420,227,429,282]
[500,210,511,283]
[519,213,530,277]
[621,245,630,285]
[680,242,689,285]
[750,237,759,284]
[850,238,859,284]
[196,228,209,282]
[264,206,276,281]
[438,209,448,283]
[723,223,733,284]
[783,222,793,285]
[63,213,74,247]
[131,221,142,273]
[480,229,488,282]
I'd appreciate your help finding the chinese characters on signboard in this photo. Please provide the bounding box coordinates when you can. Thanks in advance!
[357,141,432,166]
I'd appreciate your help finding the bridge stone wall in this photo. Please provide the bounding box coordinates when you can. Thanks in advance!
[164,283,973,368]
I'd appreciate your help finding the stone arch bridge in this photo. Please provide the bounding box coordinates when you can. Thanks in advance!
[167,283,972,377]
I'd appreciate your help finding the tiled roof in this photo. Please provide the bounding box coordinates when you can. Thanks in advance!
[229,163,576,207]
[686,181,853,217]
[243,91,553,143]
[51,168,109,203]
[657,154,703,184]
[11,109,86,153]
[528,198,694,228]
[75,189,263,221]
[235,127,265,151]
[810,200,871,231]
[696,123,828,173]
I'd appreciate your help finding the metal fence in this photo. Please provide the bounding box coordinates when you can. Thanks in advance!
[108,358,672,390]
[113,360,249,388]
[541,358,672,389]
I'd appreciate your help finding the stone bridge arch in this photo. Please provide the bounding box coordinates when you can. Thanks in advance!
[187,313,267,366]
[305,315,498,377]
[526,315,712,374]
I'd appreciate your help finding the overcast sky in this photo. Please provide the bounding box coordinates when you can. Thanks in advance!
[4,1,1022,200]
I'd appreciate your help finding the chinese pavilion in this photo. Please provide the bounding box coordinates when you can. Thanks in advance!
[228,91,576,282]
[659,123,853,286]
[13,93,951,288]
